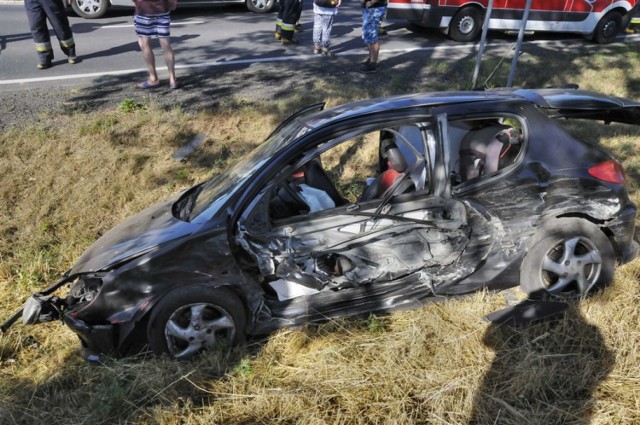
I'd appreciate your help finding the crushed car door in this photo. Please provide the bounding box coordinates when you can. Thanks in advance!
[236,123,471,298]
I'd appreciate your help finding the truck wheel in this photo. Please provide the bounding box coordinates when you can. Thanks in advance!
[147,286,246,360]
[520,218,615,299]
[449,7,483,42]
[592,11,622,44]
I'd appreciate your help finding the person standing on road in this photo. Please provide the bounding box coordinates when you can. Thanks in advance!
[133,0,178,89]
[312,0,341,56]
[275,0,303,44]
[24,0,77,69]
[360,0,387,73]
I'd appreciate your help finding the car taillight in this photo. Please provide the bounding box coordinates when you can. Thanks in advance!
[588,160,626,184]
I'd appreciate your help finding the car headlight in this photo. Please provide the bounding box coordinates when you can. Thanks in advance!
[66,275,103,312]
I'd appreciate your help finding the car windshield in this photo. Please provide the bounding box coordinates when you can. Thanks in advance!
[185,109,330,221]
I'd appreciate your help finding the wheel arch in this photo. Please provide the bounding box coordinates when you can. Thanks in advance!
[539,212,623,263]
[447,3,485,34]
[133,282,253,336]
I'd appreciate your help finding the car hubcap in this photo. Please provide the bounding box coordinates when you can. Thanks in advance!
[458,16,475,35]
[77,0,102,14]
[540,236,602,298]
[252,0,268,10]
[165,303,236,359]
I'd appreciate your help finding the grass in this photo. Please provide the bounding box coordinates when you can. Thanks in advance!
[0,43,640,424]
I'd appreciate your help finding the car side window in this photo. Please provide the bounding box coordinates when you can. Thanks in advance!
[267,125,429,223]
[449,116,524,186]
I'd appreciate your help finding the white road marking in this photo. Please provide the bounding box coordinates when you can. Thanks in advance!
[0,45,471,85]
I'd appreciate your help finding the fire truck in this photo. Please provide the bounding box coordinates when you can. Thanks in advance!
[386,0,638,43]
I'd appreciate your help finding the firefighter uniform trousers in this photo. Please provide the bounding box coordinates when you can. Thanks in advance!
[275,0,302,42]
[24,0,76,64]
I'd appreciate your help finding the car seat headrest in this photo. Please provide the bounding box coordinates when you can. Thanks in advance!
[496,128,523,145]
[381,139,408,173]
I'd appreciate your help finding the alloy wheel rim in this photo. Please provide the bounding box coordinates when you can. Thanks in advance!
[540,236,602,298]
[164,302,235,359]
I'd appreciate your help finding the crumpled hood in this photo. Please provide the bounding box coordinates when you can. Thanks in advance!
[71,195,196,273]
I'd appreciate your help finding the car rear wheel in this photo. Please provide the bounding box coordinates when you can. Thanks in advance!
[592,11,623,44]
[520,218,615,299]
[71,0,109,19]
[449,7,483,42]
[147,286,246,360]
[246,0,276,13]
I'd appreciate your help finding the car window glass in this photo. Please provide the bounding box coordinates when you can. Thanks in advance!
[449,116,524,186]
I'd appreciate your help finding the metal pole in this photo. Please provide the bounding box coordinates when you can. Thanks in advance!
[506,0,532,87]
[471,0,494,89]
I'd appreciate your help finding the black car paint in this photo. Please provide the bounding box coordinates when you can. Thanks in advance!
[3,88,638,359]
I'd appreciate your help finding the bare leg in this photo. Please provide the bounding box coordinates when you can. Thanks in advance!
[159,37,176,86]
[138,36,158,83]
[369,41,380,64]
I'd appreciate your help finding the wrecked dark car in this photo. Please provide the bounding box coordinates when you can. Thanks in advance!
[3,87,638,360]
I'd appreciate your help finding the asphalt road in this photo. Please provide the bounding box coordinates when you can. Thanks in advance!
[8,1,633,90]
[0,1,473,88]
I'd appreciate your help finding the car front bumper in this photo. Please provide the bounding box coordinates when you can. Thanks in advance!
[63,314,116,361]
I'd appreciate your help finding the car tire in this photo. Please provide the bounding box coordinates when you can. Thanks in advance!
[71,0,109,19]
[520,218,615,299]
[147,286,246,360]
[246,0,276,13]
[449,7,483,42]
[592,11,623,44]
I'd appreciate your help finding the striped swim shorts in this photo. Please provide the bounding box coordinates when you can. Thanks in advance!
[134,12,171,38]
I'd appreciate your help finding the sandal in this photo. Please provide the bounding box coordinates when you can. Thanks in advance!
[170,82,179,90]
[313,45,321,54]
[322,48,335,57]
[138,80,161,89]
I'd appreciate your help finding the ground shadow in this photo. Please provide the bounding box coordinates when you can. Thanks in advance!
[469,300,613,425]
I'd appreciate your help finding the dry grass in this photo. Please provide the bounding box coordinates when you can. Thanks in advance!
[1,45,640,424]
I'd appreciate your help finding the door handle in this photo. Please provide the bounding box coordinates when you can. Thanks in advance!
[346,204,360,212]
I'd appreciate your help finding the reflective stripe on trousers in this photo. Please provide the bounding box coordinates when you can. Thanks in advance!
[24,0,75,62]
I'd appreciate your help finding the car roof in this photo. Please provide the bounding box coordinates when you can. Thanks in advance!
[317,90,523,121]
[312,88,640,126]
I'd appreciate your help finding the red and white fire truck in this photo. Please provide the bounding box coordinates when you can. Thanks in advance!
[386,0,638,43]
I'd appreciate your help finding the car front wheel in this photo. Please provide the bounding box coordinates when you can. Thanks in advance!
[449,7,483,42]
[71,0,109,19]
[246,0,276,13]
[520,218,615,299]
[147,286,246,360]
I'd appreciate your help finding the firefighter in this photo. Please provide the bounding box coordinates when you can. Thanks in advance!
[24,0,77,69]
[275,0,303,44]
